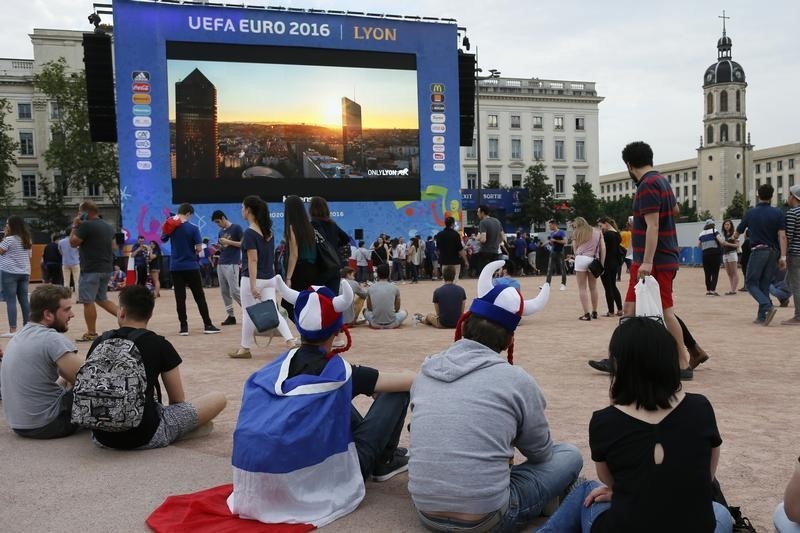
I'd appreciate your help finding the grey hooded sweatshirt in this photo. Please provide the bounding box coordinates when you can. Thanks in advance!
[408,338,553,514]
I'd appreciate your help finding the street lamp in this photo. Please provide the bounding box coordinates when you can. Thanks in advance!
[473,47,500,202]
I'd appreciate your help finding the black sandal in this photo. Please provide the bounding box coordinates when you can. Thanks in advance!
[591,311,598,319]
[579,313,591,321]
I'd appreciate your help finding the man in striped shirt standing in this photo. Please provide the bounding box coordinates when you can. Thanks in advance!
[782,185,800,325]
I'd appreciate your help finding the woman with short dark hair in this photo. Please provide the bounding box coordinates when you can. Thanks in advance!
[540,318,733,533]
[0,216,33,337]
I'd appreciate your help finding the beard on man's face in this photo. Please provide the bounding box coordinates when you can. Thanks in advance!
[628,170,639,185]
[52,317,70,333]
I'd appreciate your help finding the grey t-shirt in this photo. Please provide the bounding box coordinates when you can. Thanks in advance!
[367,280,400,325]
[479,216,503,254]
[0,323,78,430]
[75,218,115,273]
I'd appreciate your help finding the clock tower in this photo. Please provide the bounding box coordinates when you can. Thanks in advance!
[697,13,751,219]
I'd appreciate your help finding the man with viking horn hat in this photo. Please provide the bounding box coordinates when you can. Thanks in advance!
[408,261,583,532]
[228,278,414,526]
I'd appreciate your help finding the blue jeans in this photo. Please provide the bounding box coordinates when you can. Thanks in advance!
[537,480,733,533]
[746,248,778,321]
[1,271,30,329]
[787,256,800,320]
[496,443,583,531]
[546,250,567,285]
[351,392,409,479]
[357,265,368,283]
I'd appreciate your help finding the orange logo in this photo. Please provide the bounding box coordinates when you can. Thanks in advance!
[132,94,151,104]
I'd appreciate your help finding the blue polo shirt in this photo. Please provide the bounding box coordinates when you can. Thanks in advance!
[218,223,243,265]
[169,222,201,271]
[736,202,785,250]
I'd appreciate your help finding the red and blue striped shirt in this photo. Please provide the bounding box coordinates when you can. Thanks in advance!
[631,171,680,271]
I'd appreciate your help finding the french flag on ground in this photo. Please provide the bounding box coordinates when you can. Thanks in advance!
[126,254,136,287]
[227,348,365,527]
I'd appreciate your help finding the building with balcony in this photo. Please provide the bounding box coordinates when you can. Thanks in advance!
[460,76,604,201]
[0,29,118,227]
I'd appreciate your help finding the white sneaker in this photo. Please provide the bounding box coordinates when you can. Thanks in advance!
[1,332,15,338]
[560,284,567,291]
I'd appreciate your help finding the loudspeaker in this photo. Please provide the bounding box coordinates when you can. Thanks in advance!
[457,53,476,147]
[354,228,364,240]
[83,32,117,142]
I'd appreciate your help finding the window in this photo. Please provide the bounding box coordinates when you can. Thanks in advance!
[736,123,741,142]
[756,163,761,174]
[17,102,32,120]
[675,187,680,198]
[512,173,522,188]
[767,162,772,173]
[612,183,617,192]
[554,140,564,160]
[692,184,697,196]
[684,186,688,199]
[707,93,714,114]
[488,172,500,185]
[533,138,544,160]
[789,159,794,170]
[553,116,564,130]
[575,117,585,131]
[720,90,728,112]
[684,172,689,182]
[18,131,34,156]
[692,171,697,180]
[488,138,499,159]
[600,185,605,194]
[767,177,772,186]
[22,173,36,198]
[736,90,741,112]
[778,160,783,171]
[756,178,761,189]
[790,174,795,186]
[532,115,543,129]
[466,172,477,189]
[87,182,102,197]
[575,140,585,161]
[55,173,68,196]
[511,138,521,160]
[50,102,62,120]
[510,115,521,129]
[720,124,728,142]
[555,174,565,194]
[466,139,476,159]
[706,125,714,144]
[576,174,586,184]
[668,174,672,183]
[778,175,783,188]
[487,114,498,128]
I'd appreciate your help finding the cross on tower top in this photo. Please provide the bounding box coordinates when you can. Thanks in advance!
[719,10,730,36]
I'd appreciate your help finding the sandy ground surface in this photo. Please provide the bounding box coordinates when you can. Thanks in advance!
[0,267,797,532]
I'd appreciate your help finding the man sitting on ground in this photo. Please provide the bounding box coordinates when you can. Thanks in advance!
[228,278,413,527]
[494,260,521,291]
[0,285,83,439]
[365,264,407,329]
[83,285,226,450]
[408,261,581,531]
[340,266,367,326]
[415,266,466,329]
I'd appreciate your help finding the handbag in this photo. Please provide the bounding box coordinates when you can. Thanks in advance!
[588,232,604,278]
[314,228,341,273]
[245,299,280,333]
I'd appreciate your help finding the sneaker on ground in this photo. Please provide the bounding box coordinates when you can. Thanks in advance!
[680,367,694,381]
[204,325,221,334]
[179,325,189,336]
[560,284,567,291]
[76,332,99,342]
[221,316,237,326]
[0,332,16,338]
[587,359,611,373]
[780,317,800,325]
[227,348,252,359]
[372,454,409,482]
[763,308,778,327]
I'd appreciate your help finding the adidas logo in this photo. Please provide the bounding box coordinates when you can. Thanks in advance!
[132,71,149,82]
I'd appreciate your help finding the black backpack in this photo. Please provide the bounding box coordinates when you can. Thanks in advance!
[71,329,154,432]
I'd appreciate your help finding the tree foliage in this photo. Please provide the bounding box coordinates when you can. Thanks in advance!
[597,195,633,229]
[25,179,69,235]
[723,190,746,220]
[571,181,600,223]
[0,98,18,208]
[516,163,555,230]
[32,59,119,215]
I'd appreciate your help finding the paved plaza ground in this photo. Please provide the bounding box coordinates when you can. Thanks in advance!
[0,267,797,532]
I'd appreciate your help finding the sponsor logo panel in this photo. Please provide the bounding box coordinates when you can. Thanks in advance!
[133,116,152,127]
[431,123,446,133]
[433,163,446,171]
[136,161,152,170]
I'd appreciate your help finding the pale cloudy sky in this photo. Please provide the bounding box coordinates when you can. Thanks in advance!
[2,0,798,174]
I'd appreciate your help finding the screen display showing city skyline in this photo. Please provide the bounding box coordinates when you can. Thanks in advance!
[167,41,420,202]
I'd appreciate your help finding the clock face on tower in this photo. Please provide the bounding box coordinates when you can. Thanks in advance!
[706,72,714,83]
[734,69,743,80]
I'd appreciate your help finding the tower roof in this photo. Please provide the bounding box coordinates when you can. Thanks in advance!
[704,11,745,86]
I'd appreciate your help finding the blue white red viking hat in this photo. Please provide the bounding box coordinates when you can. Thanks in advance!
[454,260,550,363]
[276,275,353,342]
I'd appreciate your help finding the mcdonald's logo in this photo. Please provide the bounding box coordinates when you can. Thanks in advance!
[430,83,445,93]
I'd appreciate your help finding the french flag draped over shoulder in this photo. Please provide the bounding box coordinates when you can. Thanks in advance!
[227,349,365,528]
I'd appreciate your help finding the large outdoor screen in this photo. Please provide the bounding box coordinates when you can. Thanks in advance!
[167,42,420,203]
[112,0,462,245]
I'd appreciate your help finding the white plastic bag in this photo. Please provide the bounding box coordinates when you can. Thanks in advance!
[634,275,663,319]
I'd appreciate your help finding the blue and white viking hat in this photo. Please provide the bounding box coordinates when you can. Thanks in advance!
[275,275,353,342]
[455,260,550,363]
